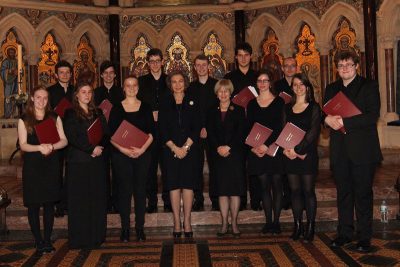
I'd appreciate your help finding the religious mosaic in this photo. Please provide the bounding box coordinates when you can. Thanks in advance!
[330,17,360,81]
[38,32,59,87]
[129,34,151,77]
[260,28,283,82]
[202,32,227,80]
[164,33,192,81]
[73,34,97,87]
[295,24,321,104]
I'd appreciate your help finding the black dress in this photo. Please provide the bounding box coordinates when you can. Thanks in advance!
[21,114,60,207]
[158,93,201,191]
[283,102,321,175]
[246,97,285,175]
[207,104,246,196]
[63,109,109,249]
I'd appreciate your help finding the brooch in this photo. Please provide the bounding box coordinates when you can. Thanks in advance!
[229,105,234,111]
[189,101,194,106]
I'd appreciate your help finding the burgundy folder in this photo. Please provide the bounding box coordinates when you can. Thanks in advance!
[279,91,292,104]
[99,99,113,122]
[34,118,60,144]
[54,97,72,118]
[265,143,279,157]
[245,122,273,148]
[232,86,258,108]
[87,118,103,146]
[275,122,306,149]
[111,120,149,148]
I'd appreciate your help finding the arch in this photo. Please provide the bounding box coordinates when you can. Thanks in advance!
[195,18,233,53]
[159,19,194,54]
[378,0,400,39]
[36,16,71,55]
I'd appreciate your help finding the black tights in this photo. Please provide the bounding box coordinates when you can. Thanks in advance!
[287,174,316,222]
[27,202,55,244]
[258,174,283,224]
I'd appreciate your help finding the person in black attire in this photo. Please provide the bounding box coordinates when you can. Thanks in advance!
[138,48,170,213]
[64,82,109,249]
[159,71,201,238]
[247,69,285,234]
[274,57,298,210]
[94,61,124,213]
[224,42,260,211]
[283,73,321,242]
[47,60,74,218]
[207,79,246,237]
[18,86,68,254]
[324,51,382,253]
[187,54,218,211]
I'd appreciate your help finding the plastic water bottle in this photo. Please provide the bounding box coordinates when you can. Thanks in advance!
[380,200,388,223]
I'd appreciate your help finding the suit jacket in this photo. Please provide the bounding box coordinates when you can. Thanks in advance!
[323,75,382,166]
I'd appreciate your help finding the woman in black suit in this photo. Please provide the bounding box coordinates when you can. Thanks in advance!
[18,86,68,254]
[109,76,154,242]
[283,73,321,242]
[64,82,109,249]
[246,69,285,235]
[207,79,245,237]
[158,71,201,238]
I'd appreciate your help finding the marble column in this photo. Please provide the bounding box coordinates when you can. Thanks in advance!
[363,0,378,80]
[385,48,395,113]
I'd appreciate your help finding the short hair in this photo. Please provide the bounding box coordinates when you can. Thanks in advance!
[334,51,360,66]
[235,42,252,55]
[123,75,139,86]
[55,60,72,73]
[166,71,189,90]
[290,73,315,104]
[100,60,115,74]
[214,79,234,95]
[194,54,209,64]
[283,57,297,66]
[146,48,163,61]
[257,69,277,96]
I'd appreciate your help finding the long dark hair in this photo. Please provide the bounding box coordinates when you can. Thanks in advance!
[72,81,98,120]
[23,86,53,134]
[290,73,315,105]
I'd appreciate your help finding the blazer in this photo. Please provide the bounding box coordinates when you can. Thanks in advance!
[323,75,382,166]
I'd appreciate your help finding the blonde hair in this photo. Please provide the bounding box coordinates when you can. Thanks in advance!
[214,79,234,95]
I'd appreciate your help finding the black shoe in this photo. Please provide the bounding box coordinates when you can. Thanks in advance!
[146,206,158,213]
[136,229,146,241]
[172,231,182,238]
[290,220,303,240]
[272,222,282,235]
[261,223,273,234]
[43,241,55,253]
[192,201,204,212]
[54,207,65,218]
[164,205,172,212]
[184,231,193,238]
[352,240,371,253]
[34,241,46,255]
[330,236,352,248]
[120,229,130,242]
[303,221,315,243]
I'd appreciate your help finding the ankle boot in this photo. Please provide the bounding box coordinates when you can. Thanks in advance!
[290,220,303,241]
[304,221,315,242]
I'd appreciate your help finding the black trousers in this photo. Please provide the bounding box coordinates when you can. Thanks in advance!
[333,157,376,242]
[56,148,67,210]
[113,151,150,230]
[103,146,118,210]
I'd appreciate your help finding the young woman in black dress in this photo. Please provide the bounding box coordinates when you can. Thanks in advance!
[159,71,201,238]
[246,69,285,235]
[64,82,109,249]
[283,73,321,242]
[18,86,68,254]
[207,79,246,237]
[109,76,154,242]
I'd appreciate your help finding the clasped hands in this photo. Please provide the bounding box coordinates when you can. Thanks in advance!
[217,146,230,157]
[172,145,189,159]
[325,115,344,130]
[38,143,54,156]
[91,146,104,158]
[120,146,145,158]
[251,144,268,158]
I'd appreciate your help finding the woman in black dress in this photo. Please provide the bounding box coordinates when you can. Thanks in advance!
[246,69,285,234]
[64,82,109,249]
[207,79,245,237]
[283,73,321,242]
[109,76,154,242]
[159,71,201,238]
[18,86,68,254]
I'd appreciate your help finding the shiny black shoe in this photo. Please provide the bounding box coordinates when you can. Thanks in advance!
[353,240,371,253]
[136,229,146,241]
[184,231,193,238]
[192,201,204,212]
[330,236,352,248]
[34,241,46,255]
[43,241,55,253]
[120,229,130,242]
[290,221,303,240]
[261,223,273,234]
[303,221,315,243]
[172,231,182,238]
[146,206,158,213]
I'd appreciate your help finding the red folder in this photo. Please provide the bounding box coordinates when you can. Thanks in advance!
[87,118,103,146]
[34,118,60,144]
[111,120,149,148]
[99,99,113,122]
[245,122,273,148]
[279,91,292,104]
[266,143,279,157]
[275,122,306,149]
[232,86,258,108]
[54,98,72,118]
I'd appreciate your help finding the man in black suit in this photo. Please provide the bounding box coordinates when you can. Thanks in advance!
[48,60,74,217]
[323,51,382,253]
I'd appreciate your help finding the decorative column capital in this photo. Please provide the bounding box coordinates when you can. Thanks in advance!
[379,35,394,49]
[315,42,330,55]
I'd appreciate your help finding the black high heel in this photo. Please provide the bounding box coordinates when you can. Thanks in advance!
[184,231,193,238]
[172,231,182,238]
[303,221,315,243]
[290,220,304,241]
[136,229,146,241]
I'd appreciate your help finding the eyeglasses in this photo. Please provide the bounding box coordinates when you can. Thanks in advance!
[283,65,296,69]
[148,60,162,65]
[337,63,355,69]
[257,79,270,84]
